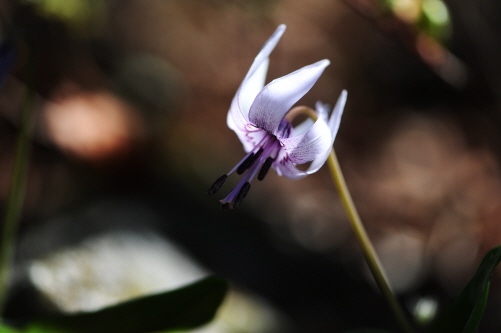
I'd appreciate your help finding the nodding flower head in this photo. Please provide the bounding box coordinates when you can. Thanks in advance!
[207,24,347,209]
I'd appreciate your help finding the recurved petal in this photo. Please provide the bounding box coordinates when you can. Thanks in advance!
[327,90,347,143]
[306,90,347,174]
[315,101,330,121]
[227,93,249,133]
[279,115,331,165]
[234,25,286,120]
[248,59,330,134]
[273,158,308,180]
[227,110,268,153]
[227,25,286,147]
[244,24,286,83]
[306,91,347,173]
[291,101,330,137]
[238,58,269,117]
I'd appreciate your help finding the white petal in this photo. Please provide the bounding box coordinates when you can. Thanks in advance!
[279,115,331,164]
[291,101,330,137]
[273,158,308,180]
[291,117,314,137]
[244,25,286,83]
[327,90,347,143]
[306,90,347,174]
[315,101,330,121]
[235,25,286,120]
[248,59,330,134]
[229,120,268,153]
[239,58,269,116]
[227,25,286,147]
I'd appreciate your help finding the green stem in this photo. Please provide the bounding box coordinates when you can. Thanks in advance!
[288,105,413,332]
[327,149,413,333]
[0,80,35,318]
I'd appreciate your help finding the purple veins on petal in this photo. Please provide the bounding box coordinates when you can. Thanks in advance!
[209,24,347,209]
[248,59,330,135]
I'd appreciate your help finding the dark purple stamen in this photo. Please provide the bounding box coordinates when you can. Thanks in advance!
[207,174,228,195]
[237,152,254,174]
[233,182,251,208]
[258,157,274,181]
[237,148,263,175]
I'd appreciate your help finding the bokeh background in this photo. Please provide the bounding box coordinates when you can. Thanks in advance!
[2,0,501,332]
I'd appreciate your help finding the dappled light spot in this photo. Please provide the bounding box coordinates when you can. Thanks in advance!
[44,88,143,161]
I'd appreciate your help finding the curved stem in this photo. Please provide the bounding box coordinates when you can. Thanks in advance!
[0,79,35,318]
[328,150,413,333]
[289,106,413,333]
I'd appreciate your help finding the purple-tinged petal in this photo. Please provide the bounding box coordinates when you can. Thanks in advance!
[229,121,269,153]
[291,116,314,137]
[244,25,286,84]
[291,101,329,137]
[227,25,286,150]
[227,58,270,136]
[315,101,330,121]
[273,157,308,180]
[238,58,269,116]
[227,94,251,137]
[327,90,346,143]
[228,25,286,125]
[306,90,347,173]
[248,59,330,134]
[279,115,331,164]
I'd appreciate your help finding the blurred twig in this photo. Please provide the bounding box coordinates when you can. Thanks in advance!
[0,49,34,318]
[341,0,469,90]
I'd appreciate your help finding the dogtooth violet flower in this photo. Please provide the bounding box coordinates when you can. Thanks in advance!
[207,24,347,209]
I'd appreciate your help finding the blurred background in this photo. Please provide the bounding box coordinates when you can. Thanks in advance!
[2,0,501,332]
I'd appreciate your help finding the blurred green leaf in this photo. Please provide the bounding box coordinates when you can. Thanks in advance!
[29,0,107,37]
[429,245,501,333]
[345,328,391,333]
[0,323,21,333]
[24,275,228,333]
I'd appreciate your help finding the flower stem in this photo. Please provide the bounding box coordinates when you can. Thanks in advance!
[288,105,413,332]
[0,80,35,318]
[327,149,413,333]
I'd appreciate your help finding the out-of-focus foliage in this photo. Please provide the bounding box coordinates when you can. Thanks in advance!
[23,0,106,37]
[2,0,501,332]
[0,41,15,88]
[384,0,451,40]
[429,245,501,333]
[19,276,228,333]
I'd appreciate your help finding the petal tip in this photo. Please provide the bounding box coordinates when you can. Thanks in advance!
[337,89,348,108]
[318,59,331,68]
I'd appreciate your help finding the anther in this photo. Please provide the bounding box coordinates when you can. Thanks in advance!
[237,148,263,174]
[207,174,228,195]
[221,203,230,210]
[233,182,251,209]
[258,157,274,181]
[248,148,263,167]
[237,153,254,174]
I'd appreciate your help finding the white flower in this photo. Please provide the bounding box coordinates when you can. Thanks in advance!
[208,25,347,209]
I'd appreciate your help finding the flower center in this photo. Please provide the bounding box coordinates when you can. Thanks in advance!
[207,120,293,209]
